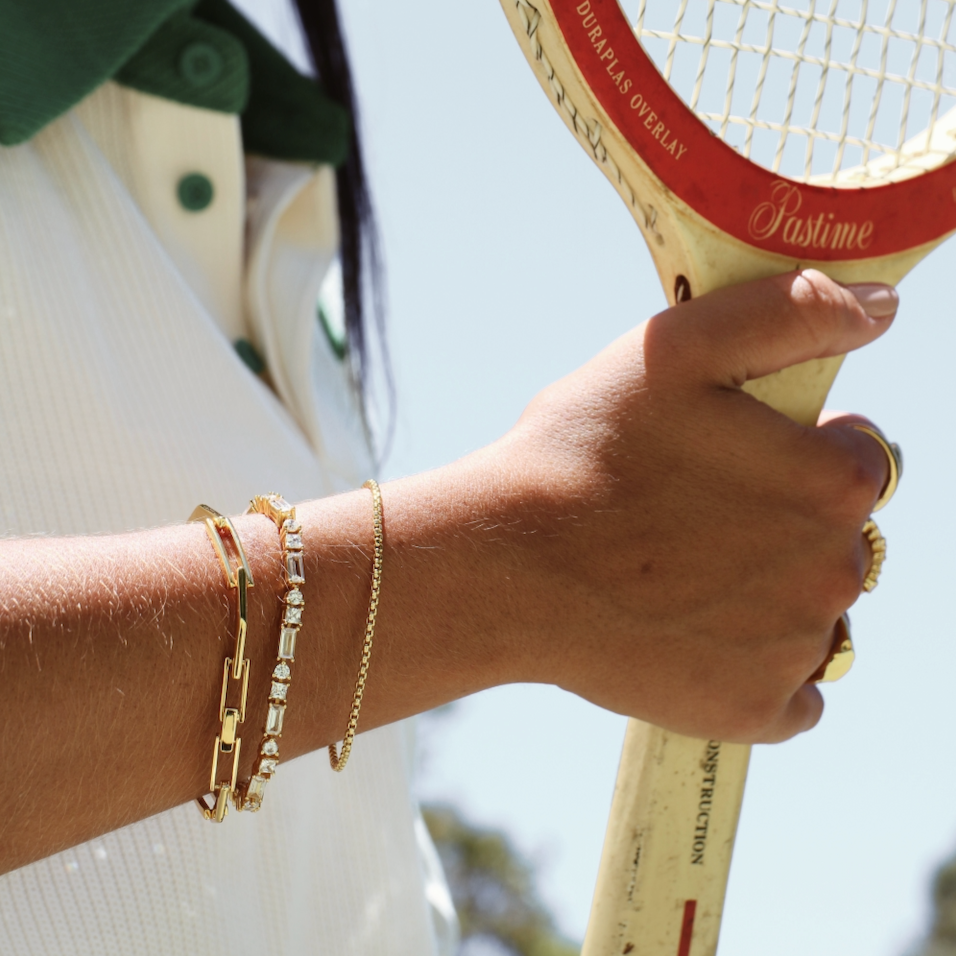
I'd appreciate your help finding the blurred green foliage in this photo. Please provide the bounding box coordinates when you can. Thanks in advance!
[912,854,956,956]
[423,804,580,956]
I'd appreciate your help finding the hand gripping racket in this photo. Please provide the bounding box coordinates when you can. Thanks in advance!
[499,0,956,952]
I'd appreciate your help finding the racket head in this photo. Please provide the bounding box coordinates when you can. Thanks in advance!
[626,0,956,187]
[503,0,956,301]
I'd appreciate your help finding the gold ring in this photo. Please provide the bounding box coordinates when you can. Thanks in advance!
[812,614,855,683]
[850,424,903,512]
[862,518,886,592]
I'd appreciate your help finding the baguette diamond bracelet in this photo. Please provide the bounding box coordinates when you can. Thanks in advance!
[234,493,304,811]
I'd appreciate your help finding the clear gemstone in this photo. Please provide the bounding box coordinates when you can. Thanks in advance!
[272,662,291,680]
[266,702,285,735]
[282,519,302,534]
[285,552,304,584]
[278,626,297,660]
[270,681,288,701]
[259,757,278,775]
[262,739,279,756]
[272,496,293,514]
[285,588,304,606]
[283,533,303,550]
[283,605,302,625]
[247,775,266,798]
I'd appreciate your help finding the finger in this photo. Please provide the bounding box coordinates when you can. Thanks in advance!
[756,683,825,744]
[815,412,892,514]
[644,269,898,388]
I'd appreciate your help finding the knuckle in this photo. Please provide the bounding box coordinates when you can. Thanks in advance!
[834,447,883,514]
[643,310,694,378]
[775,626,833,684]
[807,437,882,524]
[789,269,847,311]
[783,269,863,344]
[823,560,864,612]
[799,543,861,618]
[722,649,825,742]
[725,695,785,742]
[785,476,869,609]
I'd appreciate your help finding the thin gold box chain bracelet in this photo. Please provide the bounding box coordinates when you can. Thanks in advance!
[328,478,384,772]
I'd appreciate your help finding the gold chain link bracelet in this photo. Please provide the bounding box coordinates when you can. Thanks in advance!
[329,479,384,772]
[190,505,254,823]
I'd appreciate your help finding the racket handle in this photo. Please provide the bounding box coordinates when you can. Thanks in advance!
[583,721,750,956]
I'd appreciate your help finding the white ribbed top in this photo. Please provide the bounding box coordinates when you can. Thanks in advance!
[0,83,447,955]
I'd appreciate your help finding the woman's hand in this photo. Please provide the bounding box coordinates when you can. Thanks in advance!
[383,269,896,744]
[0,269,897,873]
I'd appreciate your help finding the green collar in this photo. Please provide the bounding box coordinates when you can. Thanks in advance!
[0,0,350,166]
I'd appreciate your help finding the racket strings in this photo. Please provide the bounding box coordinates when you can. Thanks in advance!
[627,0,956,182]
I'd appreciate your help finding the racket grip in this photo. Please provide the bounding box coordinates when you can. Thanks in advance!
[583,722,751,956]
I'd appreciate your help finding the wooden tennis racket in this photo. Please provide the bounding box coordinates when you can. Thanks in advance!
[499,0,956,952]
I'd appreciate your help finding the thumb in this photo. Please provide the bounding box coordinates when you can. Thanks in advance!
[644,270,898,389]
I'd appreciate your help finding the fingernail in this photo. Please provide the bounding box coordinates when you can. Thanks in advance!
[846,283,899,319]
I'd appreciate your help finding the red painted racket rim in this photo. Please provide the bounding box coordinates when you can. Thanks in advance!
[552,0,956,260]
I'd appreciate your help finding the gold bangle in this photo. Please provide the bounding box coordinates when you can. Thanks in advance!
[234,493,305,812]
[190,505,255,823]
[329,479,384,772]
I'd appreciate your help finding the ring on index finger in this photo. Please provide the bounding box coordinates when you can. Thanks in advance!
[850,423,903,512]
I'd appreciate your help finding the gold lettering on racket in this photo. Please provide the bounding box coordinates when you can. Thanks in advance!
[749,180,875,251]
[691,740,721,865]
[575,1,688,161]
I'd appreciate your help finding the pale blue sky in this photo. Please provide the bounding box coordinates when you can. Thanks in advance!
[254,1,956,952]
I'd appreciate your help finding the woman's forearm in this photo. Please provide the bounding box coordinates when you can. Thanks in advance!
[1,461,532,875]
